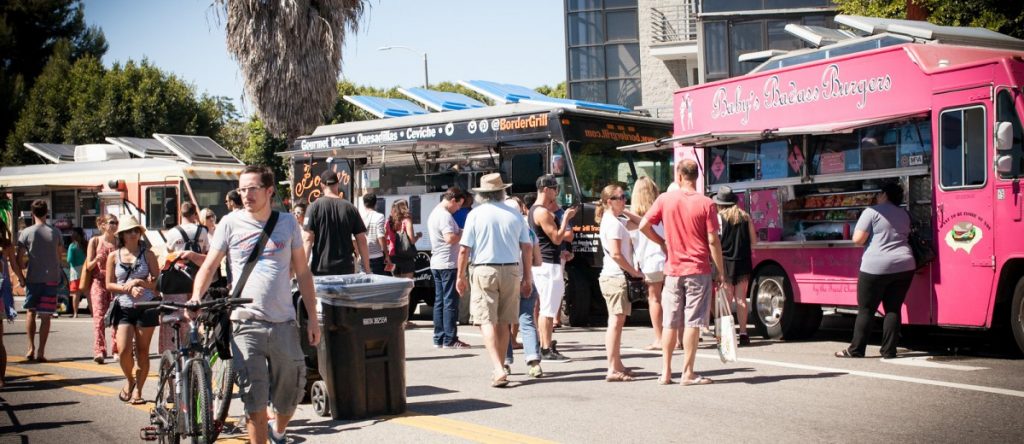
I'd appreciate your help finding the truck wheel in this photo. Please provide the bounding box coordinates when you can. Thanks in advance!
[751,265,817,340]
[310,380,330,417]
[1011,277,1024,356]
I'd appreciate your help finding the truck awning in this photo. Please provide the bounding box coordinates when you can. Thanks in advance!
[618,110,928,152]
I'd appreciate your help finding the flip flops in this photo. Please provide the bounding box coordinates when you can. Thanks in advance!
[118,382,134,402]
[642,344,660,351]
[834,349,863,358]
[130,396,146,405]
[682,375,714,386]
[605,371,635,382]
[491,374,509,388]
[657,375,673,385]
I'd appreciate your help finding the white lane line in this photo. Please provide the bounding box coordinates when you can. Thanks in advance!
[880,356,989,371]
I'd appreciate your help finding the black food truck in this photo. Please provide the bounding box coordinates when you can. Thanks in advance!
[281,103,672,326]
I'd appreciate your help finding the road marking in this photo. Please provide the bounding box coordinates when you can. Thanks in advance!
[390,411,558,444]
[5,365,117,397]
[8,356,158,378]
[879,356,989,371]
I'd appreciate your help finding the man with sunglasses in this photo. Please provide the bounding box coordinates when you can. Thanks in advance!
[530,174,577,363]
[190,165,320,444]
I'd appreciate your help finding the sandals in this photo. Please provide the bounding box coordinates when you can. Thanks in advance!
[118,382,135,402]
[643,344,660,351]
[834,349,863,358]
[682,375,714,386]
[657,375,673,385]
[605,371,635,382]
[491,373,509,388]
[130,395,146,405]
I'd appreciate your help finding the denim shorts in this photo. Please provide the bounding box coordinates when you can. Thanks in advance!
[231,319,306,416]
[24,282,60,314]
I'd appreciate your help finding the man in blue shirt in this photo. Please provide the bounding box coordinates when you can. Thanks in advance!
[457,173,533,388]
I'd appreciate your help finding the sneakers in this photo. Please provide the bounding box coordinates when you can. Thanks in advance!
[541,340,571,363]
[444,340,471,349]
[527,361,543,378]
[267,420,287,444]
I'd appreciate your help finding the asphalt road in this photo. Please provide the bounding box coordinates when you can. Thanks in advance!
[2,304,1023,443]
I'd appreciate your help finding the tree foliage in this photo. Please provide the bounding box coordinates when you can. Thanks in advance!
[4,46,229,165]
[0,0,108,158]
[535,82,567,99]
[835,0,1024,39]
[216,0,367,141]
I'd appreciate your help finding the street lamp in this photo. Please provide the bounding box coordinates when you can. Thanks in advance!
[378,45,429,89]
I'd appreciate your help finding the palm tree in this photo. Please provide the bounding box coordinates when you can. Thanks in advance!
[216,0,367,140]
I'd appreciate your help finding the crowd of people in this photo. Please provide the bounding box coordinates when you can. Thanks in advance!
[0,161,918,441]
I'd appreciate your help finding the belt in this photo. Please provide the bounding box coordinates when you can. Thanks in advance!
[473,262,518,266]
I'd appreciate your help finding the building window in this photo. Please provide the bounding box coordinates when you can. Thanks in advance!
[729,21,764,77]
[565,0,641,109]
[704,21,729,80]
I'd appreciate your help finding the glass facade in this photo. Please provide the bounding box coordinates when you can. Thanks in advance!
[565,0,641,109]
[701,5,837,82]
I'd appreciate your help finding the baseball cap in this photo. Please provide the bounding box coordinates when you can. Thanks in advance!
[536,174,558,190]
[320,170,339,186]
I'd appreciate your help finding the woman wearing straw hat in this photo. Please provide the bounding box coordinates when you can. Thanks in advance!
[713,186,756,345]
[105,215,160,404]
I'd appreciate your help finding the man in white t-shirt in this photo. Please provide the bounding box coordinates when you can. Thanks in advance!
[360,193,389,275]
[160,202,209,353]
[428,187,468,349]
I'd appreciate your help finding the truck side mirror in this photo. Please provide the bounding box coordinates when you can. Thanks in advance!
[995,121,1014,152]
[996,155,1015,175]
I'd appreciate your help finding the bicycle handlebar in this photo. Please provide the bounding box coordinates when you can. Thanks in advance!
[135,298,253,312]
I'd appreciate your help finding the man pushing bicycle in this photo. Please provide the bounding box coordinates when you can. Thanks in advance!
[189,165,321,444]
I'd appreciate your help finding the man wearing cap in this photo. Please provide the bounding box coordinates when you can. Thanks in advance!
[17,200,63,362]
[530,174,577,362]
[456,173,533,387]
[304,169,370,275]
[639,159,726,386]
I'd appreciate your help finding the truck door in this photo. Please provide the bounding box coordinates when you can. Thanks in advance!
[499,146,546,197]
[932,87,996,327]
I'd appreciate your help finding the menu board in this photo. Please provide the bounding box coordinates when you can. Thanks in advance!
[759,140,789,179]
[820,152,846,174]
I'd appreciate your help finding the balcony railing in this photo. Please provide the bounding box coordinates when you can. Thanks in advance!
[651,1,700,44]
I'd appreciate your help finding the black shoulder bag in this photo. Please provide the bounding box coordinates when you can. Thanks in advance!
[156,225,205,294]
[601,226,648,304]
[906,211,936,270]
[202,211,280,359]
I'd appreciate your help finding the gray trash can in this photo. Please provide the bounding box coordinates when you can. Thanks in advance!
[312,274,412,420]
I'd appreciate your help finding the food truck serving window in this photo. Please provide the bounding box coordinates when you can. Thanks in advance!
[939,106,987,189]
[996,90,1024,179]
[809,119,931,175]
[708,139,802,185]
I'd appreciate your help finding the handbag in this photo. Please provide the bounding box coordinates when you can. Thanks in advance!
[79,260,93,293]
[714,285,738,363]
[393,222,417,259]
[625,272,648,304]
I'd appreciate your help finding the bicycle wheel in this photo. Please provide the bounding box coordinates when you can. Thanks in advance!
[155,351,181,444]
[187,359,215,444]
[208,350,234,441]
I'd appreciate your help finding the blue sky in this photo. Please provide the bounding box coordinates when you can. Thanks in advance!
[83,1,567,115]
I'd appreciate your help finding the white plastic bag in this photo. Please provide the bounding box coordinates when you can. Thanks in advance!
[715,285,738,363]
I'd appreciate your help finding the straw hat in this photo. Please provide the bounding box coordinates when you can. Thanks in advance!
[713,186,738,206]
[472,173,512,193]
[116,215,146,234]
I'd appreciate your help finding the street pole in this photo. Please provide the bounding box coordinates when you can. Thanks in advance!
[423,52,429,89]
[379,45,429,89]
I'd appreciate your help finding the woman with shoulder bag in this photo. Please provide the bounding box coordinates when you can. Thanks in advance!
[387,200,421,279]
[714,186,756,346]
[105,215,160,404]
[597,184,642,382]
[836,181,916,359]
[85,214,120,364]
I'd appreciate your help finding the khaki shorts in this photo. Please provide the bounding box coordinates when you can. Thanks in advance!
[599,275,631,316]
[644,270,665,284]
[470,264,522,325]
[662,274,712,329]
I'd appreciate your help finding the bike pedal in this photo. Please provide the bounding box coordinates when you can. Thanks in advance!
[139,426,158,441]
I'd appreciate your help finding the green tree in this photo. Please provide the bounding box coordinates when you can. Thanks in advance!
[0,0,108,156]
[535,82,567,99]
[5,52,229,165]
[835,0,1024,39]
[429,81,491,105]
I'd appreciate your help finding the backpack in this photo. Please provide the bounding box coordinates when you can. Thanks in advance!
[156,225,205,294]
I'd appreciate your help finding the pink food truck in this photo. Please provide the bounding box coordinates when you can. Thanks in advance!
[622,17,1024,353]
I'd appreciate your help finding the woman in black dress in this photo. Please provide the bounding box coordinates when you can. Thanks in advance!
[714,186,757,346]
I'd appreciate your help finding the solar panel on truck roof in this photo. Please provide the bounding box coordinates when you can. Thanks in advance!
[105,137,179,159]
[459,80,632,113]
[343,96,430,118]
[398,87,487,112]
[835,14,1024,50]
[23,143,76,163]
[152,134,242,165]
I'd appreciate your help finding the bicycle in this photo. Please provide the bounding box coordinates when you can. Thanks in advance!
[137,297,251,443]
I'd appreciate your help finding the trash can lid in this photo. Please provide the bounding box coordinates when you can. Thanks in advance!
[314,274,412,308]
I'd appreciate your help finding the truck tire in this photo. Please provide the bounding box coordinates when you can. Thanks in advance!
[751,265,819,340]
[1011,277,1024,356]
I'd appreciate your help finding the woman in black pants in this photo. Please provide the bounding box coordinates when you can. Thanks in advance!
[836,181,916,359]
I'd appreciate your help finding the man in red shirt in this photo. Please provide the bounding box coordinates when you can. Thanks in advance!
[639,159,725,386]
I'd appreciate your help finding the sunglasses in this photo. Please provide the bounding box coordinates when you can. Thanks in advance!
[107,221,119,226]
[608,195,625,201]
